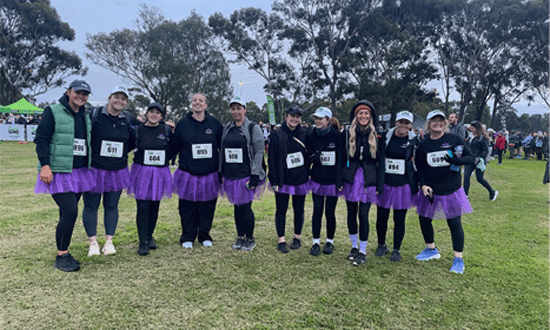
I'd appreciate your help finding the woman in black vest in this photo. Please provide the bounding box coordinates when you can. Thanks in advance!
[268,105,310,253]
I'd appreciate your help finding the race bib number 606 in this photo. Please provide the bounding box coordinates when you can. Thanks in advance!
[286,152,304,169]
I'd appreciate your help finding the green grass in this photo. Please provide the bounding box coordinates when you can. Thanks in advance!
[0,141,548,329]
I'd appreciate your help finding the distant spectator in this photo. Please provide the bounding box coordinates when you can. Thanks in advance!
[534,131,548,161]
[448,113,467,141]
[495,131,506,165]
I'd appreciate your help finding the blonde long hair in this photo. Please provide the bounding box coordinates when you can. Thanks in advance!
[349,116,377,158]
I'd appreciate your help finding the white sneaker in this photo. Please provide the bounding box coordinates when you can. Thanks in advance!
[88,243,100,257]
[202,240,213,247]
[102,241,116,255]
[182,242,193,249]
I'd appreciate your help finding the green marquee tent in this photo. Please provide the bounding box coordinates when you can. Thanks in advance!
[1,98,43,115]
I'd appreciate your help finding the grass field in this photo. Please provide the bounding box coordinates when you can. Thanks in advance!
[0,141,548,329]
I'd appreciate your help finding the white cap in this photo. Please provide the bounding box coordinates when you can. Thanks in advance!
[426,109,445,121]
[396,110,413,123]
[110,86,129,97]
[310,106,332,119]
[229,96,246,107]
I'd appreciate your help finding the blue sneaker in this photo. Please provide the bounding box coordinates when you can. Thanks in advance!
[415,247,441,261]
[449,257,465,274]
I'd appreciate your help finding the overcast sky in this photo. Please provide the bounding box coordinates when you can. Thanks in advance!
[39,0,548,116]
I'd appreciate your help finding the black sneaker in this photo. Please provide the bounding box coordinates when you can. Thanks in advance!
[278,242,289,254]
[232,237,245,250]
[390,249,401,262]
[375,244,389,257]
[309,244,321,256]
[347,247,359,260]
[322,242,334,255]
[241,238,256,251]
[54,253,80,272]
[353,252,367,266]
[147,237,157,250]
[137,242,150,256]
[289,237,301,250]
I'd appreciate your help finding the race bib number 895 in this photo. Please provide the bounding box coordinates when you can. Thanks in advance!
[192,144,212,159]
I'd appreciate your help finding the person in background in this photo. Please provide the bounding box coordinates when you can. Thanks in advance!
[414,110,474,274]
[495,131,506,165]
[34,79,94,272]
[82,86,135,257]
[219,96,266,251]
[534,131,548,161]
[448,113,466,141]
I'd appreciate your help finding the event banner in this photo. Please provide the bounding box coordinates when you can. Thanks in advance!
[0,124,25,141]
[27,125,38,142]
[266,95,276,125]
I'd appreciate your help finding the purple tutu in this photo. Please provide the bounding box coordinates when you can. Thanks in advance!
[271,181,311,196]
[377,184,414,210]
[342,167,378,204]
[309,179,343,197]
[172,169,220,202]
[34,167,95,195]
[414,187,473,220]
[89,167,130,194]
[221,177,266,206]
[127,163,172,201]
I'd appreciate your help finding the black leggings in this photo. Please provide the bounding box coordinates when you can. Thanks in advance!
[179,198,217,244]
[275,193,305,238]
[419,216,464,252]
[346,201,371,241]
[463,164,493,197]
[311,194,337,240]
[376,207,406,250]
[234,202,255,239]
[136,199,161,242]
[52,192,82,251]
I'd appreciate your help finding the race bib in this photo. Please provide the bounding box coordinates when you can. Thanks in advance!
[192,143,212,159]
[427,151,450,167]
[225,148,243,163]
[320,151,336,166]
[386,158,405,175]
[144,150,165,166]
[286,152,304,169]
[100,140,124,158]
[73,138,86,156]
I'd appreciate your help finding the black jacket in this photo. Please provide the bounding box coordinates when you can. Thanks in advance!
[267,122,309,187]
[306,127,342,187]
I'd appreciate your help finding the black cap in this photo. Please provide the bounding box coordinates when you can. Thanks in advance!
[147,102,165,118]
[285,105,303,115]
[68,80,92,93]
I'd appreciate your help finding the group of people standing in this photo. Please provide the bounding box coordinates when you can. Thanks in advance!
[36,79,490,276]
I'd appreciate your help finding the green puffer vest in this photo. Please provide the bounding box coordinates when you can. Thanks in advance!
[37,103,92,172]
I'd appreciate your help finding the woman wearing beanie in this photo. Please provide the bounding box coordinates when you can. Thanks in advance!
[82,86,135,257]
[34,79,94,272]
[305,107,342,256]
[268,105,310,253]
[375,111,419,262]
[341,100,385,266]
[219,97,266,251]
[127,103,173,256]
[414,110,474,274]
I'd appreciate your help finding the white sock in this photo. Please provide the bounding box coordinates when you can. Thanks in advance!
[326,238,334,244]
[313,238,320,245]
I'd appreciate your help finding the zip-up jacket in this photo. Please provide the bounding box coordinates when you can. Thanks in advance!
[267,122,309,187]
[306,127,342,187]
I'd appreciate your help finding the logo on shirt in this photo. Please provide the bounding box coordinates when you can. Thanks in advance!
[328,143,336,148]
[401,143,408,149]
[157,134,166,140]
[205,128,213,134]
[441,142,451,149]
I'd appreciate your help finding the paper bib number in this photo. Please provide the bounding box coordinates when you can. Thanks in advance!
[100,140,124,158]
[225,148,243,163]
[144,150,165,166]
[73,139,86,156]
[320,151,336,166]
[286,152,304,169]
[385,158,405,175]
[427,151,450,167]
[192,144,212,159]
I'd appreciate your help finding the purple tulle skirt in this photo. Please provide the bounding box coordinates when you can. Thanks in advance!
[309,179,343,197]
[89,167,130,194]
[271,181,311,196]
[342,168,378,204]
[221,177,266,206]
[414,187,473,219]
[377,184,414,210]
[34,167,95,195]
[127,163,172,201]
[173,169,220,202]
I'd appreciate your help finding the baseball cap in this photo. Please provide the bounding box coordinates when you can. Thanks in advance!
[426,109,445,121]
[68,80,92,93]
[110,85,129,97]
[147,102,165,118]
[310,107,332,119]
[396,110,413,123]
[229,96,246,107]
[285,105,303,115]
